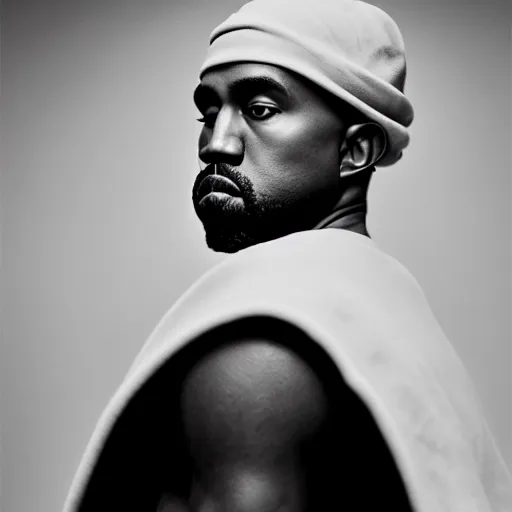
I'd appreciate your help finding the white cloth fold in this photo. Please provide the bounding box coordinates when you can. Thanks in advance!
[64,230,511,511]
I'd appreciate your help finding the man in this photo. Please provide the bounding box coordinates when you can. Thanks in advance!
[64,1,512,511]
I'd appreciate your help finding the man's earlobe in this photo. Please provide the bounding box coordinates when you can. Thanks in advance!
[339,123,387,178]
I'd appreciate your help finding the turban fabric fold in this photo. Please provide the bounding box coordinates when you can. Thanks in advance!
[200,0,414,167]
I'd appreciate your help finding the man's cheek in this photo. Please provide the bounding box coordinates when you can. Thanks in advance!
[279,136,331,177]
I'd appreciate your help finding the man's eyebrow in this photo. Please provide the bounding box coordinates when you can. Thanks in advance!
[228,76,290,99]
[193,75,290,108]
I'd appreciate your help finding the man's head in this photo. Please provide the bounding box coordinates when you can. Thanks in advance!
[193,62,386,252]
[192,0,414,253]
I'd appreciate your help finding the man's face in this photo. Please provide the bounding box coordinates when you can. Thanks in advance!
[192,63,346,253]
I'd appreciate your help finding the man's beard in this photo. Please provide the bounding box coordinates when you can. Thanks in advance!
[192,164,334,253]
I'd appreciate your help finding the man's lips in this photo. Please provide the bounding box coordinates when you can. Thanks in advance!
[196,174,242,201]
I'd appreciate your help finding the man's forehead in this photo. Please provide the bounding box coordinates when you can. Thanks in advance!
[194,63,297,101]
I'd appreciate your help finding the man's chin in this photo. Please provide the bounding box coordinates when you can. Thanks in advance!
[204,225,259,254]
[194,192,321,253]
[199,210,313,253]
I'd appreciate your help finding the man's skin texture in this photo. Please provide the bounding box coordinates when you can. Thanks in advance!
[151,63,414,511]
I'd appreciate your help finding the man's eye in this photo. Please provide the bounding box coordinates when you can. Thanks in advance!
[246,104,279,120]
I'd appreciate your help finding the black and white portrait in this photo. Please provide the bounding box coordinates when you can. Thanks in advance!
[1,1,511,511]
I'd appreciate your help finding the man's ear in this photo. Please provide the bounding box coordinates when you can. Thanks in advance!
[339,123,387,178]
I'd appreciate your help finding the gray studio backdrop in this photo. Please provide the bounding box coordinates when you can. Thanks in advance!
[1,0,511,511]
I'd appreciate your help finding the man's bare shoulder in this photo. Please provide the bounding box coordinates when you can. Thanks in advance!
[174,317,343,446]
[152,319,328,512]
[154,318,413,512]
[181,334,331,454]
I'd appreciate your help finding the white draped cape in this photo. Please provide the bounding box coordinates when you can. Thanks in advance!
[64,229,512,511]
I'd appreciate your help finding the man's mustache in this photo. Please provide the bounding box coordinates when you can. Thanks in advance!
[201,163,240,182]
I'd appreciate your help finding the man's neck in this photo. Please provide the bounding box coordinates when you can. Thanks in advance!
[313,201,369,237]
[312,167,373,237]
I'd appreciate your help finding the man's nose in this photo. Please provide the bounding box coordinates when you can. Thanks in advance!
[198,107,244,166]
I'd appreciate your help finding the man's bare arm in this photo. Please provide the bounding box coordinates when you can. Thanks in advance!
[177,337,329,512]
